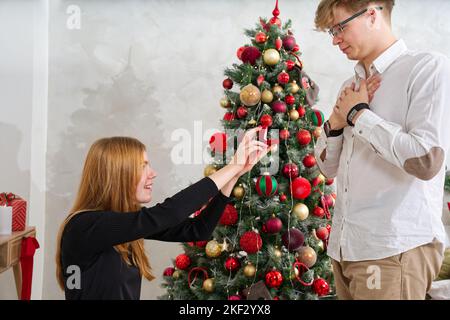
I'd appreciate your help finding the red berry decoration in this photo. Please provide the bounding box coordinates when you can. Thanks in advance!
[316,227,329,240]
[285,95,295,105]
[163,267,175,277]
[257,74,265,86]
[292,44,300,52]
[225,257,241,272]
[265,269,283,288]
[265,216,283,234]
[241,46,261,65]
[286,60,296,71]
[279,193,287,202]
[324,194,335,208]
[255,32,267,43]
[239,231,263,254]
[260,114,273,128]
[256,173,278,197]
[291,177,312,200]
[282,228,305,251]
[209,132,227,153]
[296,129,312,146]
[313,278,330,297]
[237,46,246,60]
[223,112,235,122]
[326,178,334,185]
[237,106,248,119]
[277,71,290,84]
[303,154,316,168]
[280,129,290,141]
[297,106,306,118]
[223,78,233,90]
[220,204,238,226]
[275,37,282,50]
[282,163,299,179]
[313,206,325,218]
[175,254,191,270]
[271,100,287,113]
[282,36,296,51]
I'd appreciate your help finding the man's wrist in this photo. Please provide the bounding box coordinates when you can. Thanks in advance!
[324,120,344,137]
[347,103,370,127]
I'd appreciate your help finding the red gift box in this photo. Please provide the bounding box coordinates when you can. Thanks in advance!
[0,192,27,231]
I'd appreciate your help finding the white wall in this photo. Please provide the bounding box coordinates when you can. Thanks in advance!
[0,0,449,300]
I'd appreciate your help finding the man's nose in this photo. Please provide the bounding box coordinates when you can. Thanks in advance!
[332,35,342,46]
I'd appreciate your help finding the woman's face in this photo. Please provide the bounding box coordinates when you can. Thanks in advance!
[136,151,157,204]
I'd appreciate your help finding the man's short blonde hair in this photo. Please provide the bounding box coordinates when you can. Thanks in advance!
[315,0,395,31]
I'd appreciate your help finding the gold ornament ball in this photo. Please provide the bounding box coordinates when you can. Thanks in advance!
[220,97,231,108]
[290,266,300,280]
[289,81,300,94]
[172,270,181,279]
[274,248,282,259]
[243,264,256,278]
[317,240,325,253]
[272,84,284,95]
[261,90,274,103]
[289,109,300,121]
[240,84,261,107]
[204,164,217,177]
[205,240,222,258]
[297,246,317,268]
[202,278,215,293]
[314,126,323,138]
[293,203,309,221]
[263,48,281,66]
[232,185,245,199]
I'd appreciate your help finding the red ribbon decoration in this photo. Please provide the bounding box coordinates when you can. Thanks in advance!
[320,195,331,220]
[187,267,209,288]
[0,192,16,206]
[293,261,313,287]
[20,237,40,300]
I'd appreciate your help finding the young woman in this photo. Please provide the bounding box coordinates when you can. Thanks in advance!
[56,127,271,300]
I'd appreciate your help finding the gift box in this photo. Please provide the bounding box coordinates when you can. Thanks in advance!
[0,193,27,232]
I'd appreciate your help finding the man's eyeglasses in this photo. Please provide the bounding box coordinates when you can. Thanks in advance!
[328,6,383,38]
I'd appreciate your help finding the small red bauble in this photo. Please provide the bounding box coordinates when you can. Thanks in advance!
[223,78,233,90]
[260,114,273,128]
[277,71,290,84]
[316,227,329,240]
[279,129,290,141]
[286,60,296,71]
[291,177,312,200]
[237,106,248,119]
[296,129,312,146]
[269,16,282,28]
[326,178,334,185]
[237,46,246,60]
[196,241,208,248]
[175,254,191,270]
[265,216,283,234]
[239,231,263,254]
[279,193,287,202]
[313,278,330,297]
[220,204,238,226]
[255,32,267,43]
[223,112,235,122]
[285,95,295,105]
[313,206,325,218]
[292,44,300,52]
[282,228,305,251]
[241,46,261,65]
[275,37,282,50]
[163,267,175,277]
[297,106,306,118]
[282,36,296,51]
[282,163,299,179]
[265,270,283,288]
[228,295,241,300]
[303,154,316,168]
[271,100,287,113]
[209,132,227,153]
[225,257,241,272]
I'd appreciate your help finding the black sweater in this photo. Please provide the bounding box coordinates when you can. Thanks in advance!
[60,177,230,300]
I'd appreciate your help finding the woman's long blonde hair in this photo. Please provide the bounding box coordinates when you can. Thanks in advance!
[56,137,155,290]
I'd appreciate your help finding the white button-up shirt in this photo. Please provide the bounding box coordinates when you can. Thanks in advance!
[315,39,450,262]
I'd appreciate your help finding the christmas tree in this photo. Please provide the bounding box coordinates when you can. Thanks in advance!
[160,1,335,300]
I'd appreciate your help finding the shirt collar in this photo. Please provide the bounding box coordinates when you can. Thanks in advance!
[354,39,408,79]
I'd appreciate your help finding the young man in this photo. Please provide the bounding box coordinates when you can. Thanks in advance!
[314,0,450,300]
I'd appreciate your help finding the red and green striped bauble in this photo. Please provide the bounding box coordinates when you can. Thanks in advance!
[255,173,278,197]
[310,109,325,126]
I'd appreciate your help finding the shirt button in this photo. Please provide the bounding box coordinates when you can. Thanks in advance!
[359,130,363,134]
[345,188,348,192]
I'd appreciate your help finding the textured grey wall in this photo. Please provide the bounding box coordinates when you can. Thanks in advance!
[1,0,450,299]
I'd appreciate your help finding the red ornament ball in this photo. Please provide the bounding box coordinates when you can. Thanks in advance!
[209,132,227,153]
[196,241,208,248]
[175,254,191,270]
[313,278,330,297]
[316,227,329,240]
[163,267,175,277]
[265,269,283,288]
[282,228,305,251]
[223,112,235,122]
[237,46,246,60]
[286,60,296,71]
[297,106,306,118]
[265,216,283,234]
[285,95,295,105]
[282,36,296,51]
[303,154,316,168]
[228,295,241,300]
[296,129,312,146]
[271,100,287,113]
[291,177,312,200]
[256,174,278,197]
[326,178,334,185]
[275,37,282,50]
[223,78,233,90]
[313,206,325,218]
[220,204,238,226]
[239,231,263,254]
[282,163,299,179]
[277,71,290,84]
[237,106,248,119]
[225,257,241,272]
[292,44,300,52]
[255,32,267,43]
[241,46,261,65]
[280,129,290,141]
[260,114,273,128]
[269,16,282,28]
[279,193,287,202]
